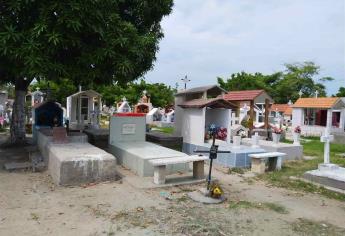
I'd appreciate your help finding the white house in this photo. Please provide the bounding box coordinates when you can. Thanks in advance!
[292,97,345,136]
[66,89,102,130]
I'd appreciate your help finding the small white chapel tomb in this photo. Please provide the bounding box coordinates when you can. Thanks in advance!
[174,85,265,168]
[66,88,102,130]
[116,97,132,113]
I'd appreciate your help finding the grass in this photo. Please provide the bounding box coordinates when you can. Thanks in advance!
[228,200,289,214]
[262,202,289,214]
[228,167,246,175]
[150,126,174,134]
[259,137,345,201]
[291,218,345,236]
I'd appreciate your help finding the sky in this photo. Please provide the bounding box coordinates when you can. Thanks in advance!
[144,0,345,96]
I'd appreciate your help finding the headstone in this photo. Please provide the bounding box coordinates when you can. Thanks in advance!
[52,127,68,143]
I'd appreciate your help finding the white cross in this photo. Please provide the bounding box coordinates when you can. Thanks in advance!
[315,90,319,98]
[320,128,334,164]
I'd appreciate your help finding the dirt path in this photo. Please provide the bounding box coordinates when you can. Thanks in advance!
[1,134,345,235]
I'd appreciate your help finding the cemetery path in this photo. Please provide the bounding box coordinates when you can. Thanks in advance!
[1,133,345,235]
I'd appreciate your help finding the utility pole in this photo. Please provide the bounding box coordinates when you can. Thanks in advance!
[181,75,190,90]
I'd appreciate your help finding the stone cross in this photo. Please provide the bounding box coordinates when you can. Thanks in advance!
[320,128,334,164]
[320,109,334,164]
[315,90,319,98]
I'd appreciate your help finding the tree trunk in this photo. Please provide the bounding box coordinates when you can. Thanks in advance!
[10,78,31,144]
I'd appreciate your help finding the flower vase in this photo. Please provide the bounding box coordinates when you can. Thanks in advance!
[293,133,300,145]
[272,133,281,145]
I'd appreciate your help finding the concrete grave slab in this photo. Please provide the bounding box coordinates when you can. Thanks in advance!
[109,141,189,177]
[49,142,117,186]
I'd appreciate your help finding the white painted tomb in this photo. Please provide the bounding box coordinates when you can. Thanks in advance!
[66,88,102,130]
[174,85,266,168]
[108,113,195,177]
[304,111,345,190]
[117,97,132,113]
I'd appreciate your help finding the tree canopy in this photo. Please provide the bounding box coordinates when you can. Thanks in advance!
[30,78,176,108]
[0,0,173,86]
[218,62,333,103]
[334,87,345,97]
[0,0,173,143]
[96,79,175,108]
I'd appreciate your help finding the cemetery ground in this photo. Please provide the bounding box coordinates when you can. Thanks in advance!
[1,133,345,235]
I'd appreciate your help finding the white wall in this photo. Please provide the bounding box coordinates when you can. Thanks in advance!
[205,108,231,143]
[181,108,205,145]
[205,108,229,129]
[292,108,303,128]
[174,96,186,136]
[340,108,345,129]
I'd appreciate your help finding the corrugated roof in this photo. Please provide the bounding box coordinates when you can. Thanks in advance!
[175,85,226,96]
[293,97,340,109]
[178,98,237,109]
[223,90,266,101]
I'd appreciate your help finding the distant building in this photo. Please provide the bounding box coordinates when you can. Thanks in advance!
[270,103,293,125]
[222,89,273,128]
[292,97,345,136]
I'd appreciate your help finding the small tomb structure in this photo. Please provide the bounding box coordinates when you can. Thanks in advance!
[292,97,345,136]
[66,88,102,130]
[116,97,132,113]
[108,113,199,178]
[32,101,63,142]
[134,90,153,114]
[174,85,266,168]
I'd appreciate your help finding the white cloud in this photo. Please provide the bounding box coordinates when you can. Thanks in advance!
[144,0,345,95]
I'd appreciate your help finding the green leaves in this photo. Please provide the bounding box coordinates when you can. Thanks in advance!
[218,62,332,103]
[0,0,173,87]
[46,32,61,45]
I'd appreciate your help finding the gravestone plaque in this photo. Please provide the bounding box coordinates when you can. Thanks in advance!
[52,127,68,143]
[122,124,136,134]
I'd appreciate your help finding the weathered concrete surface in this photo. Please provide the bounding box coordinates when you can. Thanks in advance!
[37,128,88,165]
[49,143,117,186]
[109,141,188,177]
[304,164,345,190]
[83,128,109,149]
[242,138,303,161]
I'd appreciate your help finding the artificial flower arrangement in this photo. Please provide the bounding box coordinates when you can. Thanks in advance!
[294,126,301,134]
[237,129,247,138]
[272,126,283,134]
[205,124,227,141]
